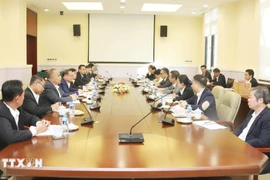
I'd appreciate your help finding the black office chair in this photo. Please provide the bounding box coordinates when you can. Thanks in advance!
[226,78,234,88]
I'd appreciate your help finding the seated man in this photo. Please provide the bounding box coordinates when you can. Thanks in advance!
[211,68,226,88]
[60,69,81,95]
[153,69,162,86]
[0,80,49,151]
[234,86,270,174]
[23,75,59,118]
[179,74,218,120]
[85,63,96,83]
[158,67,172,88]
[243,69,258,87]
[74,65,88,88]
[145,65,156,81]
[200,65,212,82]
[161,70,180,94]
[173,74,194,102]
[39,69,78,107]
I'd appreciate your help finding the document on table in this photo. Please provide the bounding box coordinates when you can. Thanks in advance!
[193,120,227,130]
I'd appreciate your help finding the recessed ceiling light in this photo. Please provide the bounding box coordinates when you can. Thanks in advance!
[141,3,182,12]
[63,2,103,10]
[191,11,196,14]
[120,0,126,3]
[203,4,209,8]
[120,5,125,9]
[44,8,49,12]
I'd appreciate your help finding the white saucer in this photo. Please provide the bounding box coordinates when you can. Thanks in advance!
[68,123,79,131]
[74,110,84,116]
[176,118,193,124]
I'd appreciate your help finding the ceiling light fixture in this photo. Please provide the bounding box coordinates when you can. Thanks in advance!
[141,3,182,12]
[120,0,126,3]
[120,5,125,9]
[203,4,209,8]
[63,2,103,10]
[44,8,49,12]
[191,11,196,15]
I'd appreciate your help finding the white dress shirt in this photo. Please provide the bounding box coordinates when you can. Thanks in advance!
[238,110,262,141]
[3,102,37,136]
[66,80,71,88]
[196,88,205,105]
[180,87,186,96]
[28,87,39,104]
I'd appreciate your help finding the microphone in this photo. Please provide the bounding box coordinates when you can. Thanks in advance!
[150,93,171,110]
[119,111,152,143]
[81,103,95,125]
[106,71,113,81]
[161,101,175,125]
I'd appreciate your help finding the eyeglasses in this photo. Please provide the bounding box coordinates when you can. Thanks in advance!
[37,82,45,88]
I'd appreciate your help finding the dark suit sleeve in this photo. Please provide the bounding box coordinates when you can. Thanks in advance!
[213,74,226,88]
[23,92,52,117]
[186,95,196,105]
[18,108,40,127]
[42,88,72,103]
[190,92,215,111]
[60,82,71,94]
[74,73,88,87]
[0,117,33,145]
[206,71,212,82]
[158,78,172,88]
[174,87,194,101]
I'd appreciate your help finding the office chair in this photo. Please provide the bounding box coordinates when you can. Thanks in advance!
[226,78,234,88]
[216,91,241,131]
[212,86,225,107]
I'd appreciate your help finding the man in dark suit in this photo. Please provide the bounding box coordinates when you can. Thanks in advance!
[179,74,218,120]
[23,75,59,118]
[234,86,270,174]
[157,67,172,88]
[145,65,156,81]
[0,80,49,151]
[211,68,227,88]
[74,65,88,88]
[162,70,180,94]
[200,65,212,82]
[244,69,258,87]
[85,63,97,83]
[60,69,81,95]
[173,74,194,102]
[39,69,78,107]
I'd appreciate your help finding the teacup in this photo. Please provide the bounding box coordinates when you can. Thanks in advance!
[193,108,204,120]
[53,126,64,138]
[58,106,67,116]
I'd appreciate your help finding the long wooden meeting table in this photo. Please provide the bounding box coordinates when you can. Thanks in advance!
[0,80,268,180]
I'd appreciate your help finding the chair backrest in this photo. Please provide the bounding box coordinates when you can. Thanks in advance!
[226,78,234,88]
[212,86,225,107]
[217,91,241,122]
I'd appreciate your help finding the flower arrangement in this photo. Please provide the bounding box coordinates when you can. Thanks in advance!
[112,82,130,94]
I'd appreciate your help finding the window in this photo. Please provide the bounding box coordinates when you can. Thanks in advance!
[204,9,218,71]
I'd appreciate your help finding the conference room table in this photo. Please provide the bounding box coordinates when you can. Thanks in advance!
[0,80,268,180]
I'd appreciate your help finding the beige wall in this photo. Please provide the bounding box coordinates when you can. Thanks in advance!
[0,1,3,62]
[155,15,203,66]
[0,0,27,66]
[38,14,203,67]
[38,14,88,65]
[217,0,260,72]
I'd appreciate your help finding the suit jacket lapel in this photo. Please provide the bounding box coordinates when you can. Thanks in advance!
[247,108,267,136]
[26,88,38,105]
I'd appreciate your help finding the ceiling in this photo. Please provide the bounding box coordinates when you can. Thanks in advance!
[27,0,239,16]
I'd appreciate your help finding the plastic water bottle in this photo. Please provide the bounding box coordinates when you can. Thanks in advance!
[69,102,75,119]
[62,114,69,135]
[92,88,97,101]
[186,104,192,120]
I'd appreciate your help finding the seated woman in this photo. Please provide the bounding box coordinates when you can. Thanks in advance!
[173,74,194,102]
[152,69,162,86]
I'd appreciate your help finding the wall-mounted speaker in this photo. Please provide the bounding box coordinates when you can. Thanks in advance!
[160,25,167,37]
[73,24,81,36]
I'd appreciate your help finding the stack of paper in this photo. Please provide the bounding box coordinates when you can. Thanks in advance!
[193,120,227,130]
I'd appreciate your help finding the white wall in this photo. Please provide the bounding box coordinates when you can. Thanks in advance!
[155,15,203,67]
[38,14,88,65]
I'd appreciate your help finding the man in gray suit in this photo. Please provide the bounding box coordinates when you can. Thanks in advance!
[157,68,172,88]
[161,70,180,94]
[39,69,78,107]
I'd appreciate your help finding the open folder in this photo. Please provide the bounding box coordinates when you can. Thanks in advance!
[193,120,227,130]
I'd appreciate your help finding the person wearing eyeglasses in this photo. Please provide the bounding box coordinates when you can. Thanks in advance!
[157,67,172,88]
[22,75,60,118]
[60,69,82,95]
